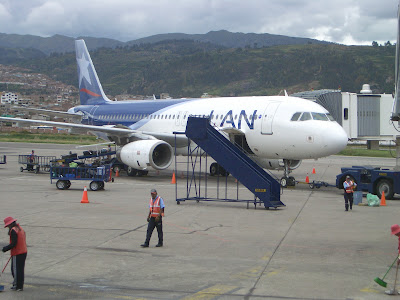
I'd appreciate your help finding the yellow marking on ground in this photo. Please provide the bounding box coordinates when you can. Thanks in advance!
[231,266,263,279]
[261,253,271,261]
[360,287,380,293]
[182,284,237,300]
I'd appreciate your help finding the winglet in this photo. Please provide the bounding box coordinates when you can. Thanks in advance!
[75,40,111,105]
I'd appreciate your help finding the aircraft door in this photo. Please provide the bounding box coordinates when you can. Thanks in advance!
[88,106,99,125]
[261,102,281,135]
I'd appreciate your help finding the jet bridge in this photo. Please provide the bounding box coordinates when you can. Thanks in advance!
[175,116,284,209]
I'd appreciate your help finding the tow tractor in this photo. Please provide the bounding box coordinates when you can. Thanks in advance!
[336,166,400,199]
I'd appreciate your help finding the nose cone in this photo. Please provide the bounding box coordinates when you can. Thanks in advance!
[324,123,348,156]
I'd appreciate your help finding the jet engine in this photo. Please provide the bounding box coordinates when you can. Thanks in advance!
[255,158,302,171]
[116,140,173,170]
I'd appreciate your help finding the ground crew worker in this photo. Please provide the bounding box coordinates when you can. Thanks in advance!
[2,216,27,291]
[343,176,357,211]
[27,150,35,171]
[141,189,165,248]
[385,224,400,294]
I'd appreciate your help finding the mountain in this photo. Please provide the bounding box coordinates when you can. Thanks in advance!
[128,30,330,48]
[0,47,46,64]
[0,30,329,55]
[0,33,124,55]
[14,40,395,98]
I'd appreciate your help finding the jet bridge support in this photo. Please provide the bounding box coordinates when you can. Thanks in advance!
[175,117,284,209]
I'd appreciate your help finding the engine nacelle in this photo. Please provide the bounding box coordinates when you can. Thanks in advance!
[254,158,302,171]
[117,140,173,170]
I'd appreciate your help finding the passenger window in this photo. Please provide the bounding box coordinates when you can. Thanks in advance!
[311,112,329,121]
[291,112,301,121]
[299,112,311,121]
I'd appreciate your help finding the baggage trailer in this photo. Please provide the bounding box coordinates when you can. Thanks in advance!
[336,166,400,200]
[0,155,6,164]
[18,155,56,173]
[50,164,112,191]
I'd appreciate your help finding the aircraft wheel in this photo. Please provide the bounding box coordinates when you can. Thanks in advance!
[137,170,148,176]
[127,167,137,177]
[280,177,287,188]
[210,163,219,176]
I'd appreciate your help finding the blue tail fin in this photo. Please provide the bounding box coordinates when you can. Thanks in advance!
[75,40,111,105]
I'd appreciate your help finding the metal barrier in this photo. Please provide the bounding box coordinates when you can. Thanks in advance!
[18,155,56,173]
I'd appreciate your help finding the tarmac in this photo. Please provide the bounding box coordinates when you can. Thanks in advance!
[0,141,399,299]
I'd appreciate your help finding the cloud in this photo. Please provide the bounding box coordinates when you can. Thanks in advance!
[0,0,397,45]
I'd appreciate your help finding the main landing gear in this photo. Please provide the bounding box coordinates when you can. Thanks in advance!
[280,159,296,188]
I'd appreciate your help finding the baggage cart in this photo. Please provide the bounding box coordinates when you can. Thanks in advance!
[50,164,112,191]
[18,155,56,173]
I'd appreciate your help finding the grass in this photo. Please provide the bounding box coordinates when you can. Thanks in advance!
[337,146,396,158]
[0,132,98,144]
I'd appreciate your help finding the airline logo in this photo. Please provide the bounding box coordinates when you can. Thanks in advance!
[210,110,258,129]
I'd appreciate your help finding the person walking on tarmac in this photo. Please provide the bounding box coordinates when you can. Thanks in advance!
[385,224,400,294]
[343,175,357,211]
[2,216,27,291]
[141,189,165,248]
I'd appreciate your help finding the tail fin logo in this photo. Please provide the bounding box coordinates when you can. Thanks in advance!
[75,39,110,105]
[77,54,92,86]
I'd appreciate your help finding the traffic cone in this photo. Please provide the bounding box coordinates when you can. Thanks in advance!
[81,186,89,203]
[305,175,310,183]
[380,191,386,206]
[171,172,176,184]
[116,169,120,177]
[312,167,316,174]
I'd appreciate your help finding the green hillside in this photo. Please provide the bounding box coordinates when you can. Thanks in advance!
[16,40,396,98]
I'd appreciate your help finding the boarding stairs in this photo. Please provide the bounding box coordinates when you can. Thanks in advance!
[185,117,284,208]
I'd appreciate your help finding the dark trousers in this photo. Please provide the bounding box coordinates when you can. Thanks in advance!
[344,193,353,210]
[145,217,163,245]
[11,253,27,289]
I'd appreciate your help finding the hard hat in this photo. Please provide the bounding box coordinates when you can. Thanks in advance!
[3,216,17,228]
[151,189,157,193]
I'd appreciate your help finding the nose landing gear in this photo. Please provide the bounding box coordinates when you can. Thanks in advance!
[280,159,296,187]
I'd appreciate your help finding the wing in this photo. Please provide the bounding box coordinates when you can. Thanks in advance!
[0,117,188,147]
[12,106,82,122]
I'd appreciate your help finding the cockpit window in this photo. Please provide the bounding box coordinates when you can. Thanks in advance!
[326,113,335,121]
[311,112,329,121]
[299,112,312,121]
[290,112,301,121]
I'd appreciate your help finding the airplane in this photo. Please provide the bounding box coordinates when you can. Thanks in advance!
[0,39,348,186]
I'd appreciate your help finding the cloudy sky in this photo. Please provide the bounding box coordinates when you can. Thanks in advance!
[0,0,398,45]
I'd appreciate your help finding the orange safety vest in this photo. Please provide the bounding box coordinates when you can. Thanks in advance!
[345,181,354,194]
[149,196,162,217]
[10,226,27,256]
